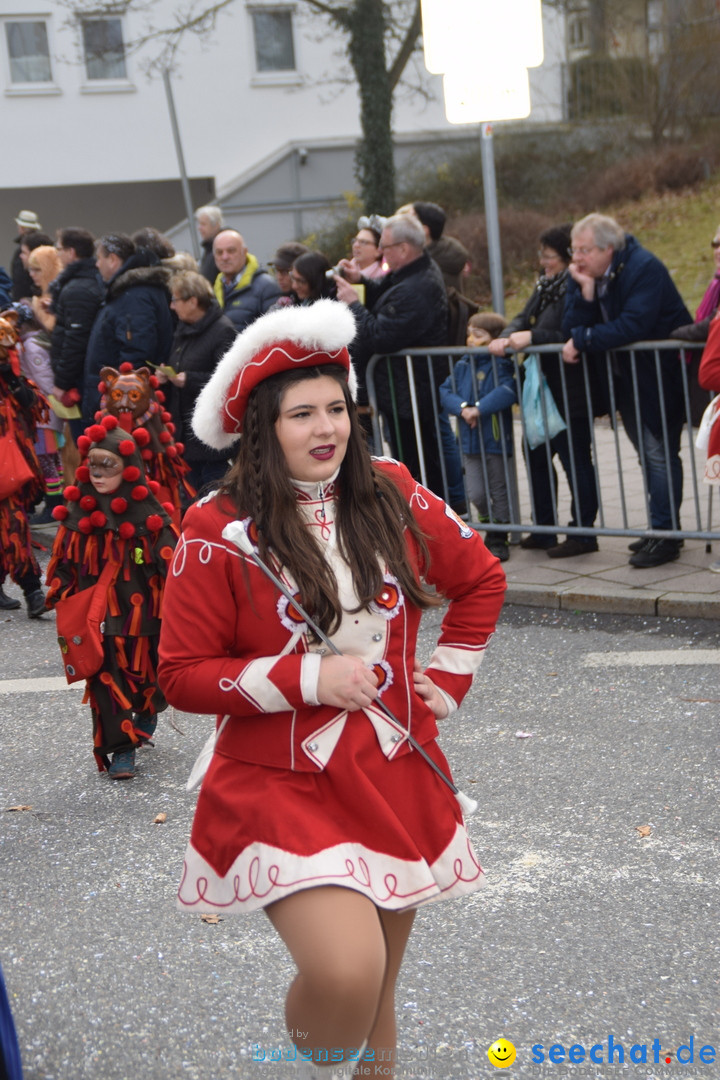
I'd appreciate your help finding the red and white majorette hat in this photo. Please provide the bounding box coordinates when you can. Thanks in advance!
[192,298,357,450]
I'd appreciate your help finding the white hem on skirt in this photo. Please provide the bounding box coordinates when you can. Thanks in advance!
[177,821,484,914]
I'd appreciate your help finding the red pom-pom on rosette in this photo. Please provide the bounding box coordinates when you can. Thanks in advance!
[146,514,163,532]
[149,375,159,389]
[155,389,165,403]
[76,435,91,455]
[52,505,69,521]
[90,510,107,528]
[75,465,90,484]
[80,495,97,511]
[166,445,178,458]
[159,431,171,445]
[119,362,133,374]
[118,521,135,539]
[110,497,128,514]
[131,485,149,501]
[102,415,118,431]
[122,465,140,482]
[131,427,150,448]
[64,485,81,502]
[147,480,160,496]
[87,424,106,443]
[161,501,175,516]
[78,516,93,534]
[118,439,136,457]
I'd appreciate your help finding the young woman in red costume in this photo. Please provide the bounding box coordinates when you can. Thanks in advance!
[158,300,506,1078]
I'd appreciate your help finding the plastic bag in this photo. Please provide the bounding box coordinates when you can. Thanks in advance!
[521,354,567,450]
[695,392,720,451]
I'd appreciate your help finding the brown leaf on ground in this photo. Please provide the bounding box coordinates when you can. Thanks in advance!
[200,913,222,925]
[5,805,32,812]
[635,825,652,838]
[153,812,167,824]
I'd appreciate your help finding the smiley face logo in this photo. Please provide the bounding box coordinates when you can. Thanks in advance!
[487,1038,516,1068]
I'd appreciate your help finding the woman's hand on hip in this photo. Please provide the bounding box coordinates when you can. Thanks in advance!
[412,659,449,719]
[317,655,379,710]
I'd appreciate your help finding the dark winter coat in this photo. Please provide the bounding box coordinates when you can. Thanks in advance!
[562,235,691,434]
[50,257,105,393]
[349,251,449,415]
[82,254,174,421]
[200,239,218,284]
[0,266,12,309]
[10,238,33,301]
[165,302,237,463]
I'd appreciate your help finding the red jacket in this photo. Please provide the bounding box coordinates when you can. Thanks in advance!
[158,460,506,772]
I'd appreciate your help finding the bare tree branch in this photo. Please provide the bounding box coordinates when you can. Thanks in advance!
[387,0,421,91]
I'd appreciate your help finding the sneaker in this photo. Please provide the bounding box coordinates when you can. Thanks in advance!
[547,538,599,558]
[628,536,684,552]
[25,589,47,618]
[0,587,21,611]
[134,713,157,744]
[28,505,59,531]
[629,538,680,568]
[520,534,557,550]
[108,749,136,779]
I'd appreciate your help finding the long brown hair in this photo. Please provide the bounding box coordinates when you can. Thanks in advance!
[220,365,441,634]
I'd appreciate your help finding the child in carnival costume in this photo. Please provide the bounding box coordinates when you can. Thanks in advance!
[45,417,179,779]
[0,310,48,616]
[97,362,195,524]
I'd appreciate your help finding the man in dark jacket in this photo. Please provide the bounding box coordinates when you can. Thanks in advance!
[211,229,281,331]
[10,210,41,301]
[83,233,174,423]
[335,213,449,496]
[50,227,105,439]
[195,205,224,283]
[562,213,692,568]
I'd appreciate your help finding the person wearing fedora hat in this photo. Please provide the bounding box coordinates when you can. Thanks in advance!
[158,300,506,1077]
[10,209,43,301]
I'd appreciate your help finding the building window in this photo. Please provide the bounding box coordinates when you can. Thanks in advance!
[568,12,589,50]
[251,9,296,72]
[5,20,52,83]
[82,18,127,80]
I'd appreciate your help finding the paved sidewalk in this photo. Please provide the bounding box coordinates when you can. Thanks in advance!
[495,419,720,619]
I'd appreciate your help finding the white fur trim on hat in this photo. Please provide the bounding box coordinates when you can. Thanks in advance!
[192,299,358,450]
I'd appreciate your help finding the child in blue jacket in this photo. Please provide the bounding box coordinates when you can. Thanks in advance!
[439,313,517,560]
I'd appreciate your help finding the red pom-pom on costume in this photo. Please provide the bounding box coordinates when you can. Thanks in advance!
[149,375,159,389]
[52,505,69,521]
[162,502,175,516]
[102,415,118,431]
[161,411,172,423]
[97,381,106,394]
[166,422,176,434]
[119,362,133,374]
[110,497,128,514]
[78,517,93,534]
[90,510,107,528]
[131,485,149,501]
[118,439,136,457]
[118,521,135,539]
[75,465,90,483]
[175,441,185,455]
[64,485,80,501]
[146,514,163,532]
[122,465,140,482]
[131,427,150,448]
[148,480,160,496]
[87,424,106,443]
[142,449,152,461]
[166,445,178,458]
[77,435,91,455]
[155,389,166,403]
[80,495,97,511]
[159,431,171,445]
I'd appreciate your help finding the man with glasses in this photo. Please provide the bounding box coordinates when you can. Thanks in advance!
[334,214,449,497]
[562,213,691,568]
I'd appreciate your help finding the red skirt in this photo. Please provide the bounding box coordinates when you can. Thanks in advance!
[178,713,484,914]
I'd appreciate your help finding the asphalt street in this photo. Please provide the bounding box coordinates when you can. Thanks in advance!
[1,586,719,1080]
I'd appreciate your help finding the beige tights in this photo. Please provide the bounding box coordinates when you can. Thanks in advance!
[266,886,416,1076]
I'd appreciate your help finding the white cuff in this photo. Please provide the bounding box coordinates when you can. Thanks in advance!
[301,652,322,706]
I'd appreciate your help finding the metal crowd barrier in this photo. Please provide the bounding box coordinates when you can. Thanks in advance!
[365,341,717,543]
